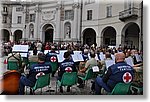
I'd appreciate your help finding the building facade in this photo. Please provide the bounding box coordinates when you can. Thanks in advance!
[1,0,143,50]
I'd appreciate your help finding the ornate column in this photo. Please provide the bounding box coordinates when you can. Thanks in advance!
[116,34,122,48]
[72,3,80,42]
[55,4,62,42]
[22,6,27,40]
[34,4,41,40]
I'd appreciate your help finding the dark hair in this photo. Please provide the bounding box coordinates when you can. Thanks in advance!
[64,51,71,58]
[90,52,95,58]
[105,52,112,59]
[38,53,45,61]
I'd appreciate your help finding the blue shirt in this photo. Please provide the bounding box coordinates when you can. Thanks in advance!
[45,51,58,63]
[82,54,89,61]
[58,59,77,79]
[102,61,134,90]
[27,62,52,83]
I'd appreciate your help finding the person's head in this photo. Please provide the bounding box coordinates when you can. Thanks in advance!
[38,52,45,62]
[51,46,55,50]
[84,49,88,54]
[90,51,95,58]
[64,51,71,59]
[125,51,131,58]
[115,52,125,63]
[105,52,111,59]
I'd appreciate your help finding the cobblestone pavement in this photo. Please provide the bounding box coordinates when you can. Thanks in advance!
[25,74,94,95]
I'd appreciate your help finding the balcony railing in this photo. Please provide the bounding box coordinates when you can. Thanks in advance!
[1,11,8,15]
[119,7,138,21]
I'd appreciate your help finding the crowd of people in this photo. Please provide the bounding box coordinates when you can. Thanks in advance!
[2,40,143,95]
[2,40,143,57]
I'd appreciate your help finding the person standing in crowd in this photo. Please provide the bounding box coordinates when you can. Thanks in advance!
[33,46,37,55]
[94,52,134,94]
[18,53,52,95]
[45,42,50,50]
[131,49,143,67]
[58,51,77,93]
[82,49,89,61]
[36,41,42,52]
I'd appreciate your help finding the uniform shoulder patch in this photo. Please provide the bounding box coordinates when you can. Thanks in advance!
[122,72,132,83]
[50,56,57,62]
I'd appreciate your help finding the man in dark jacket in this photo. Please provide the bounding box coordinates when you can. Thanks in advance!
[58,51,77,93]
[94,52,134,94]
[18,53,52,95]
[45,46,58,77]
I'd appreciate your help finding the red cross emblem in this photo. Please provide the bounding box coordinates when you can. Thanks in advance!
[65,67,72,73]
[123,72,132,83]
[50,56,57,62]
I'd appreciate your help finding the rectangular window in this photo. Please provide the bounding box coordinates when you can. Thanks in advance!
[2,16,7,23]
[64,10,74,20]
[3,7,7,12]
[107,5,112,17]
[87,10,92,20]
[17,16,22,24]
[30,14,35,22]
[124,0,133,10]
[16,7,23,12]
[85,0,95,5]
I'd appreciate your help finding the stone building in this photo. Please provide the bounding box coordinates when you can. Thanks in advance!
[1,0,143,50]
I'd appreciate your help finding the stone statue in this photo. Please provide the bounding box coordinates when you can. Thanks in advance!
[66,26,71,39]
[29,26,34,38]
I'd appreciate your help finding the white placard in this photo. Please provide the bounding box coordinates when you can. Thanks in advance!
[20,53,28,57]
[135,54,142,62]
[105,60,115,69]
[71,51,84,62]
[99,53,105,61]
[92,66,100,72]
[111,54,115,61]
[44,50,59,55]
[56,50,67,62]
[29,51,41,56]
[125,57,134,66]
[88,53,99,60]
[12,45,29,52]
[44,50,51,54]
[56,50,84,62]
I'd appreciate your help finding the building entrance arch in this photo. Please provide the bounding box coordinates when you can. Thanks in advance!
[122,22,140,49]
[1,29,10,42]
[83,28,96,46]
[42,24,54,43]
[101,26,116,46]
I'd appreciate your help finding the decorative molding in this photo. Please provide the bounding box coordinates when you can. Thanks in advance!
[23,8,29,14]
[56,4,63,10]
[34,7,42,13]
[42,10,56,21]
[72,3,80,9]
